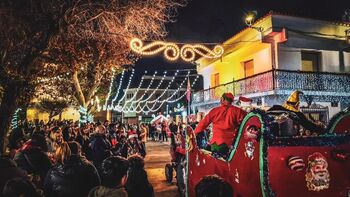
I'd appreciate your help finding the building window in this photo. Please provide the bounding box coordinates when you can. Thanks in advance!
[127,93,133,99]
[244,60,254,77]
[331,101,338,107]
[301,51,321,72]
[256,98,262,106]
[211,73,220,87]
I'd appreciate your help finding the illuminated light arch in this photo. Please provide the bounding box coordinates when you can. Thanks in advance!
[130,38,224,62]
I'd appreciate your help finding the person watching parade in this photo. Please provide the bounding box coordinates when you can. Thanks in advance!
[193,93,247,156]
[268,90,325,134]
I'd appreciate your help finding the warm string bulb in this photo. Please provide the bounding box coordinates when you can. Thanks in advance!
[124,72,177,113]
[131,71,170,112]
[103,70,116,110]
[125,71,158,111]
[112,69,135,110]
[130,38,224,62]
[144,71,190,112]
[133,73,197,113]
[121,71,147,111]
[109,70,126,109]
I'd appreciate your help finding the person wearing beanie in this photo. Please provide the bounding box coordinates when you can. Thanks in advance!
[193,92,247,156]
[268,90,325,134]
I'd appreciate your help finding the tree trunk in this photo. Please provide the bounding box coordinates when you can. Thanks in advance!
[72,71,86,107]
[49,112,54,122]
[0,84,23,154]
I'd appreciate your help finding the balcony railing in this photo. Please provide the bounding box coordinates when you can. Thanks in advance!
[193,69,350,104]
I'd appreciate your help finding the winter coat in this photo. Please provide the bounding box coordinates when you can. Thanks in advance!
[89,133,111,168]
[194,104,247,146]
[126,169,154,197]
[44,155,101,197]
[0,158,27,194]
[88,185,127,197]
[14,143,52,181]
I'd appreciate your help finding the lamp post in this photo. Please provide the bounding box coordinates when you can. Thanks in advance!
[244,11,263,33]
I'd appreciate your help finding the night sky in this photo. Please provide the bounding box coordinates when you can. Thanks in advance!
[134,0,350,72]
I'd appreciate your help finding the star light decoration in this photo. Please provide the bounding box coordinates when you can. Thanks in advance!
[129,38,224,62]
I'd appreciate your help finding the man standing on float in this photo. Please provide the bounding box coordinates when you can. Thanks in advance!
[193,93,247,156]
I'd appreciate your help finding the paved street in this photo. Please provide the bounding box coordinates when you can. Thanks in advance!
[145,141,179,197]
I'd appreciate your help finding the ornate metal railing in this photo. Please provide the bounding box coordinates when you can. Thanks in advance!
[193,69,350,104]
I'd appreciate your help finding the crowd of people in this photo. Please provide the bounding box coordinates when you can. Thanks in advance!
[1,120,156,197]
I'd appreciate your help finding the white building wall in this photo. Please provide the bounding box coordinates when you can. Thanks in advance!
[344,52,350,72]
[321,50,339,72]
[277,46,301,70]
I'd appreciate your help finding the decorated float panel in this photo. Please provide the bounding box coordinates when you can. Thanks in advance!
[187,108,350,197]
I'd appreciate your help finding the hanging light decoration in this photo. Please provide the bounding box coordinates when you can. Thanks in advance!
[120,71,147,111]
[125,71,158,111]
[130,71,172,112]
[110,69,134,110]
[109,70,126,109]
[135,74,199,114]
[103,70,116,110]
[130,38,224,62]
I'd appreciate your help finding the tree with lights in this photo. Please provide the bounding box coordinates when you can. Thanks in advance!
[42,0,186,117]
[35,99,69,121]
[0,0,185,153]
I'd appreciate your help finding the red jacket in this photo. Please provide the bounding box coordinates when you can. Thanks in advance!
[194,104,247,146]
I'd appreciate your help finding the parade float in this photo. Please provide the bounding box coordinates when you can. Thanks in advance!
[187,107,350,197]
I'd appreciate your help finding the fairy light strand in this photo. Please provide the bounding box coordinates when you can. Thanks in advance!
[130,38,224,62]
[103,70,116,110]
[109,70,126,109]
[112,69,135,111]
[125,71,158,111]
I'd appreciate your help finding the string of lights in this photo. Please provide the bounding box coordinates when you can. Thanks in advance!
[133,72,196,113]
[120,71,147,111]
[128,71,171,112]
[111,69,135,111]
[103,70,116,110]
[95,96,102,112]
[123,71,177,112]
[130,38,224,62]
[124,71,158,111]
[124,70,182,113]
[11,108,21,129]
[167,75,199,103]
[37,73,70,83]
[140,71,191,113]
[109,70,126,110]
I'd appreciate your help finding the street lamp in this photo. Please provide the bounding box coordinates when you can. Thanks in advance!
[244,11,263,32]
